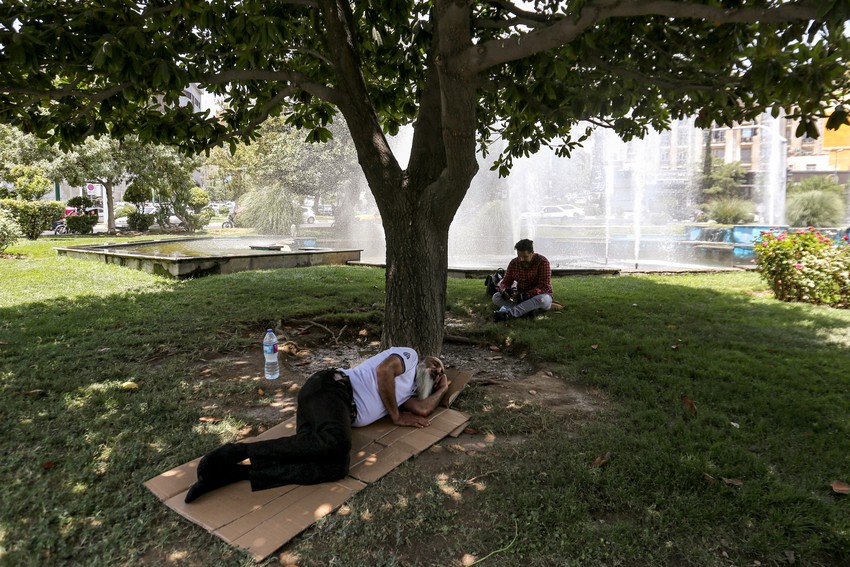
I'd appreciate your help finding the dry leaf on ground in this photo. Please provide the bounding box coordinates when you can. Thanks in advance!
[831,480,850,494]
[591,452,611,468]
[681,396,697,416]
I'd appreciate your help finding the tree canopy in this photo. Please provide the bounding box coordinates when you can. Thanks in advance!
[2,0,849,353]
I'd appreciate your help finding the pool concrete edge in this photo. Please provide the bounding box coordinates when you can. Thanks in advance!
[56,240,362,279]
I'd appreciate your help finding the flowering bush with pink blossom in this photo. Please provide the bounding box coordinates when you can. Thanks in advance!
[755,227,850,307]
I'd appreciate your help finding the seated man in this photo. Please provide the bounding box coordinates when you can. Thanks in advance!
[185,347,448,503]
[492,238,553,322]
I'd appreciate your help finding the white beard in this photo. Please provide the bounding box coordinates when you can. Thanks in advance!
[413,363,434,400]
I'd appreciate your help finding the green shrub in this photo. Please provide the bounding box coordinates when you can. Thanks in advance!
[122,182,153,206]
[67,195,94,212]
[755,227,850,307]
[0,207,23,252]
[706,197,754,224]
[127,212,154,231]
[65,214,99,234]
[0,198,65,240]
[786,190,844,227]
[114,203,137,219]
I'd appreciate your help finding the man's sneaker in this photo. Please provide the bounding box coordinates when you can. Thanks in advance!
[493,310,511,322]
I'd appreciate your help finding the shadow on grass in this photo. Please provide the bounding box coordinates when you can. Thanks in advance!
[0,269,848,565]
[0,265,386,565]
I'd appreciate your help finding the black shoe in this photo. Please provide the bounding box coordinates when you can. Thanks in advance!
[493,310,511,322]
[185,464,250,503]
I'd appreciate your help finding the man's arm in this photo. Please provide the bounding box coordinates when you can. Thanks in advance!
[528,256,552,297]
[402,373,449,417]
[375,355,431,428]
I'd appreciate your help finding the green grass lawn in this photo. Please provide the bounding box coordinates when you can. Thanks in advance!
[1,235,848,566]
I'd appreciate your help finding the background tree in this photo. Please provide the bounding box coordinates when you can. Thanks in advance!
[0,124,58,196]
[5,164,51,201]
[122,182,153,210]
[698,158,750,204]
[51,137,143,233]
[131,143,206,230]
[2,1,849,354]
[209,116,362,231]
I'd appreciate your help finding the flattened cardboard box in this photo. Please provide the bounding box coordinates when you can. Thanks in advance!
[145,369,471,561]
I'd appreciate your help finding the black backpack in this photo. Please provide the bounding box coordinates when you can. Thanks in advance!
[484,268,505,296]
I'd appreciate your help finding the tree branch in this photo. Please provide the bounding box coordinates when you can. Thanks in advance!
[585,54,724,92]
[468,0,820,73]
[1,82,132,101]
[474,0,553,29]
[203,70,341,105]
[211,87,298,147]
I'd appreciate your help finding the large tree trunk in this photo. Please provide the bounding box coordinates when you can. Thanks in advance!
[320,0,477,356]
[382,196,450,356]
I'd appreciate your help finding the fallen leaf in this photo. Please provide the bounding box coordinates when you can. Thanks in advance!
[198,416,221,423]
[831,480,850,494]
[358,329,368,336]
[591,452,611,468]
[24,389,46,396]
[722,477,743,487]
[730,422,740,429]
[681,396,697,416]
[591,344,599,350]
[703,472,719,483]
[670,344,679,350]
[295,360,311,366]
[98,347,111,352]
[0,339,9,344]
[489,345,501,352]
[463,427,480,435]
[120,381,139,390]
[41,460,56,470]
[257,388,265,396]
[528,389,537,395]
[368,341,380,347]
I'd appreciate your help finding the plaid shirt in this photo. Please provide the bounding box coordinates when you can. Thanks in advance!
[498,253,553,297]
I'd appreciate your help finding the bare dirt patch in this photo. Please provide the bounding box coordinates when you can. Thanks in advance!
[197,319,607,447]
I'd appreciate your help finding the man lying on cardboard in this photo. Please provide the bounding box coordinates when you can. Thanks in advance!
[185,347,448,503]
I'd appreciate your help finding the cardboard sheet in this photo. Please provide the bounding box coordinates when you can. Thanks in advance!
[145,398,470,561]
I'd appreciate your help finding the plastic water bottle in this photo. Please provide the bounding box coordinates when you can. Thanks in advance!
[262,329,279,380]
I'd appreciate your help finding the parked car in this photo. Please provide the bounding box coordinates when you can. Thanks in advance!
[355,211,381,223]
[301,206,316,224]
[521,204,585,221]
[317,204,333,216]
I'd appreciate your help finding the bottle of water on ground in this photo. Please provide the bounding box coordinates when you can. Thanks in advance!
[262,329,279,380]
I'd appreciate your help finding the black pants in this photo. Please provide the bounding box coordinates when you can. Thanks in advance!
[246,369,354,491]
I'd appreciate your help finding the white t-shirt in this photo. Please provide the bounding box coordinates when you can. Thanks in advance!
[341,347,418,427]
